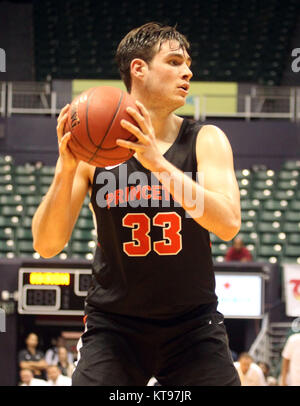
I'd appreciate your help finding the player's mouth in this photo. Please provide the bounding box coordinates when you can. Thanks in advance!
[178,83,190,95]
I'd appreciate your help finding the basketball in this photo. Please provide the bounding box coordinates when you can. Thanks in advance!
[65,86,138,167]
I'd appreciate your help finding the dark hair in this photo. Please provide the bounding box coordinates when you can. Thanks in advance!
[115,22,190,92]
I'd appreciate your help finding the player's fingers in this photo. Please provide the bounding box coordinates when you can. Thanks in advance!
[116,138,145,152]
[56,113,69,142]
[120,119,149,144]
[59,132,71,152]
[125,107,150,136]
[135,100,150,123]
[57,104,70,123]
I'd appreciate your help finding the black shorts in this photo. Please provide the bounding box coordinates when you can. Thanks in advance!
[72,304,241,386]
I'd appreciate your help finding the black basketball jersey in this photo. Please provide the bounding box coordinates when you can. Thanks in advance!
[88,117,218,319]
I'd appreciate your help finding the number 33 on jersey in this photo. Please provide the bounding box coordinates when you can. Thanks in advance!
[122,212,182,257]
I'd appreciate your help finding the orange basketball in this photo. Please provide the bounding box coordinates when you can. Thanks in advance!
[65,86,138,167]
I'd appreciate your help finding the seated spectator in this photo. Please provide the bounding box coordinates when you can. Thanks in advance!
[19,368,48,386]
[57,346,75,378]
[257,361,278,386]
[47,365,72,386]
[18,332,48,379]
[234,352,266,386]
[225,237,252,262]
[45,335,73,365]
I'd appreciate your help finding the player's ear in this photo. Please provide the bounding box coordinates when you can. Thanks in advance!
[130,58,148,80]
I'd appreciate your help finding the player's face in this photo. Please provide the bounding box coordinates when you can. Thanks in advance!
[143,40,193,110]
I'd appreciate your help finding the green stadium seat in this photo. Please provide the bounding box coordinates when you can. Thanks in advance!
[290,201,300,211]
[241,210,257,221]
[257,221,281,233]
[14,185,37,196]
[24,196,42,206]
[235,169,251,180]
[39,166,55,175]
[0,195,22,206]
[13,175,36,186]
[252,180,275,190]
[0,165,12,175]
[257,244,283,260]
[273,190,295,200]
[0,185,14,194]
[0,174,12,184]
[287,234,300,245]
[211,242,229,256]
[285,211,300,222]
[0,155,13,165]
[241,199,261,210]
[252,170,275,180]
[284,246,300,257]
[0,227,13,239]
[276,180,298,190]
[16,228,33,240]
[0,216,20,228]
[240,221,256,232]
[262,200,288,211]
[13,165,36,175]
[0,205,24,217]
[259,210,283,222]
[76,218,94,229]
[39,176,53,186]
[71,229,94,241]
[283,222,300,233]
[0,239,16,253]
[278,170,299,180]
[261,233,285,245]
[282,160,300,170]
[251,190,273,200]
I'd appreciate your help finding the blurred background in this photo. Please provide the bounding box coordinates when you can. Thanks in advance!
[0,0,300,386]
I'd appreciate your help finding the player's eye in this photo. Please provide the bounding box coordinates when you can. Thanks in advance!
[169,59,180,66]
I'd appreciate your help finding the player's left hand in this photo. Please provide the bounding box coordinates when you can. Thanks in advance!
[116,101,165,172]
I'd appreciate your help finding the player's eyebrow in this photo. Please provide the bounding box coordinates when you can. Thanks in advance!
[166,52,192,66]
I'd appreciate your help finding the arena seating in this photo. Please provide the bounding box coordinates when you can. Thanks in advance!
[32,0,300,85]
[0,154,300,264]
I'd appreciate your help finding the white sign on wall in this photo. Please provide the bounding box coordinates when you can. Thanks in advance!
[215,273,264,318]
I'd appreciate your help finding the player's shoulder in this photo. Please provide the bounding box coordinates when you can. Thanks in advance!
[197,124,227,141]
[196,124,230,154]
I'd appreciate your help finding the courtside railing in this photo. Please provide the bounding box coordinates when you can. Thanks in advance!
[193,88,296,121]
[1,81,300,121]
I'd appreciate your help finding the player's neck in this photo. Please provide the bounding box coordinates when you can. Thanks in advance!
[130,92,182,140]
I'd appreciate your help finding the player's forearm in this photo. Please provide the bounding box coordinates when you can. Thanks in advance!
[152,158,240,241]
[32,162,77,257]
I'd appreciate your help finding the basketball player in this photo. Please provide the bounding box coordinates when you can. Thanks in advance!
[32,22,241,386]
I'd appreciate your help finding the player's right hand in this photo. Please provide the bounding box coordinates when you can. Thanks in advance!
[56,104,79,171]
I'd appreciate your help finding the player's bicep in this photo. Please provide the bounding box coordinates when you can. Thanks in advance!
[196,125,240,204]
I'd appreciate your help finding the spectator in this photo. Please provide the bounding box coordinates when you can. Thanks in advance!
[57,346,75,378]
[45,335,73,365]
[225,236,252,262]
[19,368,48,386]
[47,365,72,386]
[234,352,266,386]
[18,333,48,379]
[257,361,278,386]
[281,332,300,386]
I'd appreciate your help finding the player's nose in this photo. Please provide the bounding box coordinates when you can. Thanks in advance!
[182,64,193,81]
